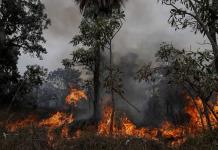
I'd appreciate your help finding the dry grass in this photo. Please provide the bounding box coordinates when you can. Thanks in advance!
[0,127,170,150]
[178,129,218,150]
[0,127,217,150]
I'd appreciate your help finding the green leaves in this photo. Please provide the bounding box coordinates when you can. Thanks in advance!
[1,0,51,57]
[139,42,218,100]
[71,6,124,49]
[0,0,50,103]
[160,0,218,36]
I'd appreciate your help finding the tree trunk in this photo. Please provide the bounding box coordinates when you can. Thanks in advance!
[202,100,213,131]
[110,91,115,134]
[0,25,5,48]
[192,97,206,131]
[210,0,218,71]
[109,40,115,134]
[206,103,218,122]
[92,46,101,125]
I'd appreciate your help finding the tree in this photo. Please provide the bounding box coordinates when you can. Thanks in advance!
[47,68,82,90]
[137,43,218,130]
[159,0,218,72]
[34,67,82,108]
[0,0,50,103]
[7,65,47,111]
[75,0,126,13]
[70,0,127,127]
[64,4,125,131]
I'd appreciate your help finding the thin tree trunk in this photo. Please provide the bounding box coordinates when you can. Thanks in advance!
[206,103,218,122]
[192,97,206,131]
[184,88,206,130]
[210,0,218,71]
[92,46,101,125]
[109,40,115,134]
[110,91,115,134]
[202,100,213,131]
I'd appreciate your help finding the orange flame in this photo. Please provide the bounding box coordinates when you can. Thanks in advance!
[6,115,38,132]
[97,96,218,146]
[38,112,74,141]
[39,112,74,127]
[4,92,218,147]
[66,88,88,105]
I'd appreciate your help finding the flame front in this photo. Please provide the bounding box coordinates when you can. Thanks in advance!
[66,88,88,105]
[4,93,218,147]
[97,96,218,146]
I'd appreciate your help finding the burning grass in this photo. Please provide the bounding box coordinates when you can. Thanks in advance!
[0,88,217,149]
[0,127,217,150]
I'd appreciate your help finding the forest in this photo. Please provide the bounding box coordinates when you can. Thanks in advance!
[0,0,217,150]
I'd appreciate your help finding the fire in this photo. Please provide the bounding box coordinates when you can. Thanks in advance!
[66,88,88,105]
[6,115,38,132]
[39,112,74,127]
[38,112,74,141]
[4,91,218,147]
[5,112,74,143]
[97,106,158,140]
[97,96,218,146]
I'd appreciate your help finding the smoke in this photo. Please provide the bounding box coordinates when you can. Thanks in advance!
[18,0,207,73]
[17,0,209,126]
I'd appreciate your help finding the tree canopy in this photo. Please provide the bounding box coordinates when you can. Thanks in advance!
[159,0,218,71]
[0,0,50,103]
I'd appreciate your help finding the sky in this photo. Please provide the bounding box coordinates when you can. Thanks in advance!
[18,0,208,73]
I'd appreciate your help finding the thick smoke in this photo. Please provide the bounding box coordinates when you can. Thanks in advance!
[18,0,207,72]
[18,0,209,126]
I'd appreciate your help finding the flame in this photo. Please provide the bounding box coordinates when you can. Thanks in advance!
[6,112,74,143]
[39,112,74,127]
[66,88,88,105]
[4,92,218,147]
[97,106,158,140]
[97,96,218,146]
[6,115,38,132]
[38,112,74,141]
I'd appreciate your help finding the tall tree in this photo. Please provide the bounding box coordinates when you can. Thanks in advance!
[73,0,127,124]
[64,5,125,130]
[159,0,218,72]
[0,0,50,103]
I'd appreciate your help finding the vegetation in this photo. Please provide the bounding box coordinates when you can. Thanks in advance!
[0,0,50,104]
[136,43,218,130]
[63,3,125,125]
[0,0,217,149]
[159,0,218,71]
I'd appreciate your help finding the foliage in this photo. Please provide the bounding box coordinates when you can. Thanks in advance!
[159,0,218,34]
[47,68,82,89]
[0,0,51,56]
[74,0,126,13]
[159,0,218,71]
[0,0,50,103]
[21,65,47,94]
[137,43,218,100]
[63,5,125,81]
[63,48,95,73]
[71,7,124,48]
